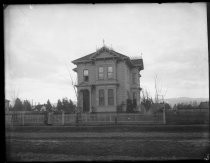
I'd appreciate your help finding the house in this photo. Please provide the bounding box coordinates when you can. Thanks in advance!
[72,45,144,113]
[198,101,209,109]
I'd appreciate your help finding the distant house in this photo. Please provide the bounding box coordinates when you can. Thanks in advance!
[5,99,10,112]
[40,105,47,112]
[198,101,209,109]
[72,45,144,113]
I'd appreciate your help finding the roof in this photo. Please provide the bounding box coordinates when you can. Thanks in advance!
[72,46,129,64]
[72,46,143,70]
[199,101,209,109]
[131,59,144,70]
[72,52,95,63]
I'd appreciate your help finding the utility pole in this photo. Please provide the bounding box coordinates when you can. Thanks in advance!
[163,95,166,124]
[159,95,166,125]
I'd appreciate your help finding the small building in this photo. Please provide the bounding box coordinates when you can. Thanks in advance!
[72,45,144,113]
[198,101,209,109]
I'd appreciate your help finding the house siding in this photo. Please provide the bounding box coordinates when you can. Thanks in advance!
[73,47,143,113]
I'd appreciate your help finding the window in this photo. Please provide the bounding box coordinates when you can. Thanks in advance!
[83,69,89,82]
[108,66,113,79]
[108,89,114,105]
[132,73,136,84]
[99,89,105,106]
[98,67,104,80]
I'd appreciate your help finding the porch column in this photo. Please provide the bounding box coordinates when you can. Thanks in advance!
[115,87,117,107]
[89,87,92,113]
[78,90,83,112]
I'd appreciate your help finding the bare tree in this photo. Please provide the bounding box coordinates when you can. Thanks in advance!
[141,89,153,112]
[65,63,78,99]
[154,74,167,103]
[65,63,82,115]
[10,86,20,107]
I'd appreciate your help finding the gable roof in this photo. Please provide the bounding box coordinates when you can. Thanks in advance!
[72,46,128,64]
[72,46,144,70]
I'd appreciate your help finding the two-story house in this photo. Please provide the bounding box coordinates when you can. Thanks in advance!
[72,46,144,113]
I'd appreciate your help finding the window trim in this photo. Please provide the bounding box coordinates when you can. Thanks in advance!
[108,89,114,106]
[98,67,104,80]
[107,66,114,79]
[83,69,89,82]
[99,89,105,106]
[132,73,136,84]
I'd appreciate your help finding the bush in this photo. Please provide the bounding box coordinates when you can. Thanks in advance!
[126,99,135,113]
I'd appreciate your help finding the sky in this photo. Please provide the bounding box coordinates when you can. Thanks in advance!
[5,3,209,105]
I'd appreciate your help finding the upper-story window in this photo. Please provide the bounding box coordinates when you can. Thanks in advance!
[99,89,105,106]
[108,66,113,79]
[83,69,89,82]
[98,67,104,80]
[132,73,136,84]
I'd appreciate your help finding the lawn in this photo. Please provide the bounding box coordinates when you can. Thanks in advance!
[6,125,210,161]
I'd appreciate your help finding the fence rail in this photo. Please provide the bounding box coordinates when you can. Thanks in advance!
[5,112,164,126]
[5,110,209,126]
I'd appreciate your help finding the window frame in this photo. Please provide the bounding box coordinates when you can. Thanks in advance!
[108,89,114,106]
[107,66,114,79]
[132,73,136,84]
[83,69,89,82]
[99,89,105,106]
[98,67,104,80]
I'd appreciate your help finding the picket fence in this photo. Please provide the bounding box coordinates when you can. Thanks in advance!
[5,112,164,126]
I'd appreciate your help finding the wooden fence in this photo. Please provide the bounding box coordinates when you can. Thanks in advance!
[5,112,164,126]
[5,109,209,126]
[166,110,209,124]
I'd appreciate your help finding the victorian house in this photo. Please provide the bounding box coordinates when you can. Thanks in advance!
[72,46,144,113]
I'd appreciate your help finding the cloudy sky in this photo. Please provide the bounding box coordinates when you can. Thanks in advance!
[5,3,208,104]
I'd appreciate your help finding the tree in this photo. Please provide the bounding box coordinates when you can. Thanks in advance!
[46,99,52,112]
[10,87,20,107]
[34,103,42,112]
[141,89,153,112]
[164,103,171,110]
[61,97,76,113]
[56,99,63,112]
[154,74,167,104]
[66,63,80,114]
[62,97,69,112]
[13,98,23,111]
[23,100,32,111]
[69,99,76,113]
[126,99,134,113]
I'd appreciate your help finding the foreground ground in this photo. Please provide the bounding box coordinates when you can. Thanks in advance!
[6,124,210,161]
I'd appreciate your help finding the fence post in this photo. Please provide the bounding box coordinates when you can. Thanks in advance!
[62,111,65,125]
[163,107,166,124]
[115,114,118,125]
[22,112,25,126]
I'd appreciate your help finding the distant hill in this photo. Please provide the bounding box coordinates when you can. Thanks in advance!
[165,97,209,107]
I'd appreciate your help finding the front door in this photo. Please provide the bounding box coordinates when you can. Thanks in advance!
[83,89,90,112]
